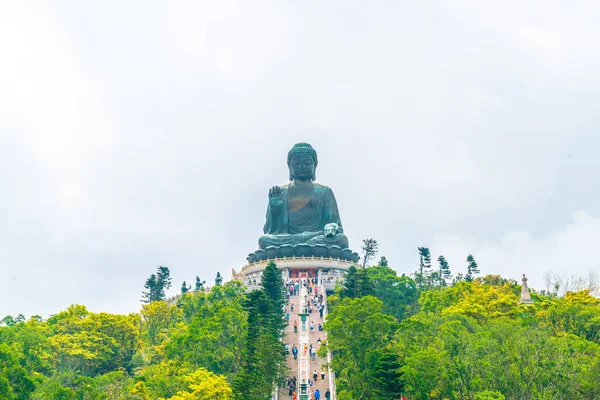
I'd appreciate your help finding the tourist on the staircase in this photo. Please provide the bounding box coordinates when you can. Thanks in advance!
[314,389,321,400]
[294,320,298,333]
[324,389,331,399]
[313,369,318,382]
[320,367,325,381]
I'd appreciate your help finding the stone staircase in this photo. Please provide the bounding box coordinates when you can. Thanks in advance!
[277,281,335,400]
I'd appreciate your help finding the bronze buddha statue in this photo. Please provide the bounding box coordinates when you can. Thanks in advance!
[258,143,349,250]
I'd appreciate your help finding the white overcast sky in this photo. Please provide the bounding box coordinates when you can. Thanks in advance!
[1,1,599,317]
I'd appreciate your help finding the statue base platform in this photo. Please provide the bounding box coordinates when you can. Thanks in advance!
[232,256,355,292]
[246,244,359,264]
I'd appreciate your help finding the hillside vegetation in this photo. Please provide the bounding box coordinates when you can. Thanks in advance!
[2,260,599,399]
[324,264,600,400]
[0,262,286,400]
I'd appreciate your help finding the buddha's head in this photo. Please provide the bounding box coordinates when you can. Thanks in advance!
[287,142,318,181]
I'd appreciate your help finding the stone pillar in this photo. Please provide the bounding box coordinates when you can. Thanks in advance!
[519,274,534,304]
[298,287,310,400]
[299,381,309,400]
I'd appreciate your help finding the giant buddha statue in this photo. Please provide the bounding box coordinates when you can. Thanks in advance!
[258,142,349,250]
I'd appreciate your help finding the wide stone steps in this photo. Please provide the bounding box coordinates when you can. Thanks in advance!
[277,283,334,400]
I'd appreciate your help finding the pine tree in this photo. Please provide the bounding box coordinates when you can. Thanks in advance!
[233,274,286,399]
[373,351,405,399]
[260,261,285,314]
[156,266,172,299]
[416,247,432,289]
[232,290,275,399]
[215,272,223,286]
[141,274,158,303]
[378,256,389,267]
[141,266,172,303]
[342,265,358,299]
[437,255,452,286]
[361,238,379,268]
[342,265,373,298]
[355,268,374,297]
[465,254,480,282]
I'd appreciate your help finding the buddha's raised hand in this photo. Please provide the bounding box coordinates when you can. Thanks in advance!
[269,186,284,209]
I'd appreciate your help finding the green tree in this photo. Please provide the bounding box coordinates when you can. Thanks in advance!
[166,283,247,378]
[215,272,223,286]
[543,290,600,344]
[416,247,432,290]
[367,265,418,321]
[325,296,396,399]
[134,360,192,399]
[232,290,285,399]
[260,261,285,320]
[231,265,286,398]
[157,266,172,298]
[46,308,140,375]
[465,254,479,282]
[140,301,182,347]
[475,391,505,400]
[167,367,233,400]
[142,274,159,303]
[361,238,379,268]
[341,265,374,299]
[378,256,389,267]
[0,343,36,399]
[437,255,452,286]
[142,266,172,303]
[341,265,358,299]
[372,350,404,399]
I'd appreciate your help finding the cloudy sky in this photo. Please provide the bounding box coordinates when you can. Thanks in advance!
[1,1,599,318]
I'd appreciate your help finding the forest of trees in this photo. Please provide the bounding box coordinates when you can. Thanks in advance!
[1,251,599,399]
[323,250,600,400]
[0,262,285,400]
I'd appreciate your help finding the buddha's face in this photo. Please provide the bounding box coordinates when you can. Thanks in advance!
[289,154,315,181]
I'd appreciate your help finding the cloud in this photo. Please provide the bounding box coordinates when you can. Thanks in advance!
[1,1,600,317]
[431,211,600,291]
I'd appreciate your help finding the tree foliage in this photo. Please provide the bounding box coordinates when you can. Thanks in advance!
[142,266,173,303]
[325,296,396,399]
[361,238,379,268]
[328,265,600,400]
[232,261,286,399]
[0,274,257,400]
[465,254,480,282]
